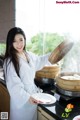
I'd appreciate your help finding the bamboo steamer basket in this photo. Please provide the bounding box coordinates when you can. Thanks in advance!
[56,72,80,92]
[35,64,60,79]
[49,40,73,64]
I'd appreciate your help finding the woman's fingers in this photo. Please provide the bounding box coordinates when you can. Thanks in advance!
[29,97,44,104]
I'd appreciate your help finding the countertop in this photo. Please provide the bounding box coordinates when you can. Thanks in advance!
[38,85,80,120]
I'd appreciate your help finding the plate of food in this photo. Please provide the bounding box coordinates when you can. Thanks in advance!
[73,115,80,120]
[31,93,56,104]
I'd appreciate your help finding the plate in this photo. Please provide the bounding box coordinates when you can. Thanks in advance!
[73,115,80,120]
[31,93,56,104]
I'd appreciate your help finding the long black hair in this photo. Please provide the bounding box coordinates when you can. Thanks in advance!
[4,27,26,77]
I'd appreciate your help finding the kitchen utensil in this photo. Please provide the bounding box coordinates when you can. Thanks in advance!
[55,72,80,97]
[34,77,54,89]
[73,115,80,120]
[35,65,60,88]
[31,93,56,104]
[35,65,60,79]
[49,40,74,64]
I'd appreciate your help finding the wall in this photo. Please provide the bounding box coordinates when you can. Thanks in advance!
[0,0,15,43]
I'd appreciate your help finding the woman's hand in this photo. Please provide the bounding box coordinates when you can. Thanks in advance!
[29,96,43,104]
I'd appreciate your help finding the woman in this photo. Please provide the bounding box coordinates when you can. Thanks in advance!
[3,27,51,120]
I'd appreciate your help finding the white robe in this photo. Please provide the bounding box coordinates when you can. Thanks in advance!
[3,51,51,120]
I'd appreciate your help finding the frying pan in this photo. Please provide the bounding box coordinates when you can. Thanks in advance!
[49,40,74,64]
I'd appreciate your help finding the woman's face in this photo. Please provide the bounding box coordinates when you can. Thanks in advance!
[13,34,25,53]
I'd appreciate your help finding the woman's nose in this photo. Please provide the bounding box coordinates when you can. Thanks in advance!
[17,41,21,46]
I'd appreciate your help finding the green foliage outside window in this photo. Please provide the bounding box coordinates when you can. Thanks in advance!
[26,33,64,55]
[0,43,6,55]
[0,33,64,55]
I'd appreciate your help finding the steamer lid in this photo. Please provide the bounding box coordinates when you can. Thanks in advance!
[49,40,74,64]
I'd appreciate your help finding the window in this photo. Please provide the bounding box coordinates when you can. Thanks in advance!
[15,0,65,55]
[15,0,80,72]
[0,0,80,72]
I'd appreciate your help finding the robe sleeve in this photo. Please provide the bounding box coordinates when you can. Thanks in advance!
[3,61,30,108]
[29,52,52,71]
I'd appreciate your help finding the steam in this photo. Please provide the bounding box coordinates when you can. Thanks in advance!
[61,40,80,73]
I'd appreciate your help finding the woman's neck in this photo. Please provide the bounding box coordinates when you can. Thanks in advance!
[17,51,29,63]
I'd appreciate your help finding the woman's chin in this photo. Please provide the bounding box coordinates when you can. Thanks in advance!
[17,49,23,53]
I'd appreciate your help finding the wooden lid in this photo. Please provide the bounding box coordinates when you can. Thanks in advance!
[49,40,74,64]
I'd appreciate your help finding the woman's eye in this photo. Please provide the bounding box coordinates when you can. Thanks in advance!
[20,39,23,41]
